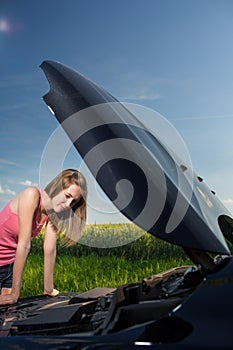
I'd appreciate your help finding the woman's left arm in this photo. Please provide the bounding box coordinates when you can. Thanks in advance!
[43,221,59,296]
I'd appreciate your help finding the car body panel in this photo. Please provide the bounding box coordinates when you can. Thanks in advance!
[40,60,232,255]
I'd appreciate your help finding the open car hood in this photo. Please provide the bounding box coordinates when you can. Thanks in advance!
[40,60,233,256]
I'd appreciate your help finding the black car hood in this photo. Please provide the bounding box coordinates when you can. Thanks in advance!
[40,60,233,255]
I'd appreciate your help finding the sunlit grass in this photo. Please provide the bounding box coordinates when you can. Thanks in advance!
[21,223,191,297]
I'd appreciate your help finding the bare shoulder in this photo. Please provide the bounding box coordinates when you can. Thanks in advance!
[12,187,40,213]
[21,187,40,200]
[21,187,41,206]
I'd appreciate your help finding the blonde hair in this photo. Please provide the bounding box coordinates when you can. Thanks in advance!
[44,169,87,246]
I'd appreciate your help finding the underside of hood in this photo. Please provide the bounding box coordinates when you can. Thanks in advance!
[40,60,233,256]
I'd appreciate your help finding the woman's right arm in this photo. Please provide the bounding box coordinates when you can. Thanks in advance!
[0,187,40,305]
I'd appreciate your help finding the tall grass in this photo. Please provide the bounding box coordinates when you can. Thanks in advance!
[21,223,191,297]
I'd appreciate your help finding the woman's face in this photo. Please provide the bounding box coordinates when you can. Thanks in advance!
[51,183,82,213]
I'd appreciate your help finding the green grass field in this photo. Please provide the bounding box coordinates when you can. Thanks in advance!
[21,223,191,297]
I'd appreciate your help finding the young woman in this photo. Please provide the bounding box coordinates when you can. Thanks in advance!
[0,169,87,305]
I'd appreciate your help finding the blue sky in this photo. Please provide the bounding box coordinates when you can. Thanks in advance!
[0,0,233,223]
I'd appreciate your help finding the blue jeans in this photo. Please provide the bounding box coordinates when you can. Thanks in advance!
[0,263,13,291]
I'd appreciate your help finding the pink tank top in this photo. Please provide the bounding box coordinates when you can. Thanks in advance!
[0,189,48,266]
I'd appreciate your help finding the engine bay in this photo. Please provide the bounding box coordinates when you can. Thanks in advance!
[0,265,202,337]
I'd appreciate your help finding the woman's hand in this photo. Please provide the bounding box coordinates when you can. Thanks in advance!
[0,293,18,305]
[44,288,59,297]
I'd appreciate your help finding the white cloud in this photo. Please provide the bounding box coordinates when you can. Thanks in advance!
[120,88,161,101]
[0,103,29,111]
[223,199,233,205]
[6,188,16,195]
[0,184,16,196]
[19,180,38,187]
[0,158,17,166]
[122,92,161,101]
[171,114,233,121]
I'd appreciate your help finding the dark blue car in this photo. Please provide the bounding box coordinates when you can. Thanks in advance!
[1,61,233,349]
